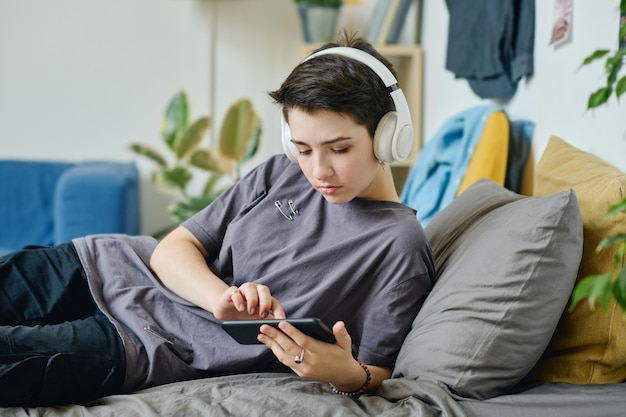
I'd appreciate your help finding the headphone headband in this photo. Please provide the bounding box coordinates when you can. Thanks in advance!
[304,47,399,88]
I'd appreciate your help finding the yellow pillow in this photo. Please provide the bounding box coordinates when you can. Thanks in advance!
[456,111,509,196]
[531,136,626,384]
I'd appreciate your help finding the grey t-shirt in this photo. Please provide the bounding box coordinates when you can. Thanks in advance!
[74,154,434,393]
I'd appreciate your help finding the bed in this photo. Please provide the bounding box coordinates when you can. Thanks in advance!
[3,137,626,416]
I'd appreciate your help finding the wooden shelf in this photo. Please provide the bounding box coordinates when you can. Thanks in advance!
[298,43,423,193]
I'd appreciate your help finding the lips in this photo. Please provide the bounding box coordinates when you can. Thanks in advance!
[317,185,341,195]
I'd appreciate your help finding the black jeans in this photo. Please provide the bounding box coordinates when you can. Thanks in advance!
[0,243,126,407]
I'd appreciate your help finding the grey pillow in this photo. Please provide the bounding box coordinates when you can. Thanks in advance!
[393,179,583,400]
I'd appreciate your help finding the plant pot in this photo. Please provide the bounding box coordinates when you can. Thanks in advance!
[297,4,340,43]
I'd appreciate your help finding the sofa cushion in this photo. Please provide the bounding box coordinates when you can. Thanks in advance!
[393,179,583,400]
[530,136,626,384]
[54,161,141,241]
[0,160,74,251]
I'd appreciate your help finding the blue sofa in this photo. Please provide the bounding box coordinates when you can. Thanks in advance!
[0,160,140,256]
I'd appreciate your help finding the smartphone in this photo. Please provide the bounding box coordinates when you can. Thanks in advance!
[221,318,336,345]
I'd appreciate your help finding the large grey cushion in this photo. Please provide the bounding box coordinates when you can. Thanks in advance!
[393,179,583,400]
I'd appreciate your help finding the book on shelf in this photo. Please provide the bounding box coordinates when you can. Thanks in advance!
[413,0,422,43]
[386,0,413,44]
[366,0,391,44]
[377,0,401,44]
[366,0,415,45]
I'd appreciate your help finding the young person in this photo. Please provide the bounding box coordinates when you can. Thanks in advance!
[0,33,435,407]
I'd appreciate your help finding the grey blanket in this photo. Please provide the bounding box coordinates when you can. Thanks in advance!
[2,374,625,417]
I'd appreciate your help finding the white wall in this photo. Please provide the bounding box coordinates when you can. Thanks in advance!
[2,0,624,234]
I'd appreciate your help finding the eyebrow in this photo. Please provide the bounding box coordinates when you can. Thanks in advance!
[290,137,353,147]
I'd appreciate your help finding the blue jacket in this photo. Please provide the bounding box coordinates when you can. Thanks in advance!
[401,104,502,227]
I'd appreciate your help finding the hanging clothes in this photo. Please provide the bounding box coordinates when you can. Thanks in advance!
[444,0,535,100]
[400,104,534,227]
[401,104,503,227]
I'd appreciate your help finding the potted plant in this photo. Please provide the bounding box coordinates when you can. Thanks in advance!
[569,0,626,314]
[294,0,343,43]
[129,91,262,234]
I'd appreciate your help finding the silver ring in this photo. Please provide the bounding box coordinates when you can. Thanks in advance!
[294,348,305,364]
[229,289,239,298]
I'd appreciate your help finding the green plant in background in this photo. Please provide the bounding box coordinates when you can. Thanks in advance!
[580,0,626,108]
[129,91,262,227]
[569,0,626,314]
[569,199,626,314]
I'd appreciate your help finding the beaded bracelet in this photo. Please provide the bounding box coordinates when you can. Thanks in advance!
[330,361,372,398]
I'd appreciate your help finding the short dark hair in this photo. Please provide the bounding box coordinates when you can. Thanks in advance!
[268,32,397,139]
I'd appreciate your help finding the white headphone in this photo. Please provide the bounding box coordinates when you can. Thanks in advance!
[281,46,414,164]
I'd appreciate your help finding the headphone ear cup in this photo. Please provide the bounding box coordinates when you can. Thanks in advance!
[281,113,298,163]
[373,112,398,163]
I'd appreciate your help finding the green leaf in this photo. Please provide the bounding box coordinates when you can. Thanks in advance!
[606,53,624,84]
[588,86,612,108]
[569,273,613,312]
[188,148,233,174]
[161,91,189,150]
[174,116,211,160]
[614,242,626,268]
[616,76,626,101]
[597,234,626,251]
[168,196,217,224]
[241,120,263,164]
[152,165,192,193]
[127,143,168,166]
[188,148,219,171]
[219,99,261,160]
[581,49,610,66]
[201,173,224,198]
[607,197,626,216]
[599,278,616,311]
[569,275,597,312]
[621,0,626,13]
[614,266,626,311]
